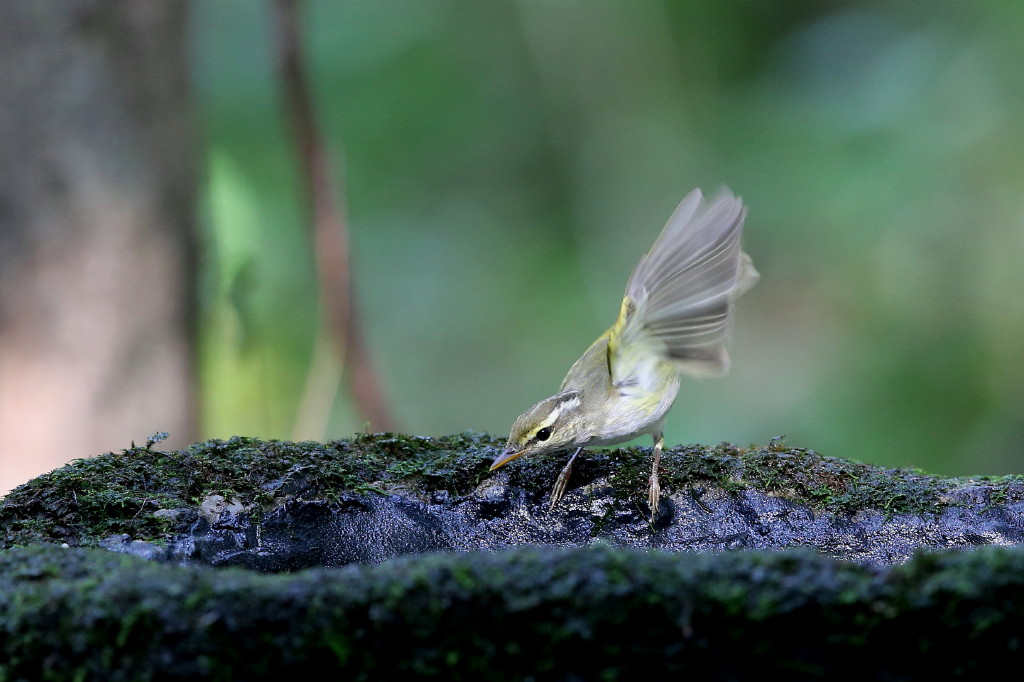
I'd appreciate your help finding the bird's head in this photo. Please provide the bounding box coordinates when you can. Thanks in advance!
[490,390,585,471]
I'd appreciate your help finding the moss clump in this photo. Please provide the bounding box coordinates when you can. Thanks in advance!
[2,542,1024,680]
[3,434,1022,551]
[615,440,1024,518]
[0,433,503,550]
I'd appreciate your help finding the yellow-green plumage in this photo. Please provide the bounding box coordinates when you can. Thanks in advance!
[491,187,758,517]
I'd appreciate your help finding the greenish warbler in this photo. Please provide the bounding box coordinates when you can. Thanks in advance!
[490,187,758,515]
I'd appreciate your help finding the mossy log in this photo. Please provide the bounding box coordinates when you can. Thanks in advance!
[2,542,1023,680]
[2,434,1024,678]
[2,434,1022,567]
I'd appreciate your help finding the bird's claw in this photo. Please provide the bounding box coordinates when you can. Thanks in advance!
[548,471,573,507]
[548,447,581,510]
[647,473,661,520]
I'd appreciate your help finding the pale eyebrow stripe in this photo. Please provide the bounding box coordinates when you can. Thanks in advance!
[536,394,581,432]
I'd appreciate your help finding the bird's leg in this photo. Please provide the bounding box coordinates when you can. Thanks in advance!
[648,431,664,518]
[549,447,583,509]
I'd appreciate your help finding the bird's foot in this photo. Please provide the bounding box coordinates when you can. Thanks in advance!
[549,470,571,510]
[647,473,661,520]
[549,447,582,510]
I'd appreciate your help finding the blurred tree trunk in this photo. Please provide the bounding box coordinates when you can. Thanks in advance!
[0,2,197,495]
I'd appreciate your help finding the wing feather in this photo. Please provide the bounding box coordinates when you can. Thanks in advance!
[609,187,758,382]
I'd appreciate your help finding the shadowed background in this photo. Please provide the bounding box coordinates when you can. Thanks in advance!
[2,0,1023,495]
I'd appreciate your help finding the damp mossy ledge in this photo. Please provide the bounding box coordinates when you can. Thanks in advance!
[2,542,1024,679]
[2,433,1023,550]
[0,433,502,549]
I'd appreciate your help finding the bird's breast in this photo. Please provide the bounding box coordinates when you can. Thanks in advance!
[586,372,681,445]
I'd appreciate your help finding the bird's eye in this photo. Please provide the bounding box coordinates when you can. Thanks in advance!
[536,427,551,441]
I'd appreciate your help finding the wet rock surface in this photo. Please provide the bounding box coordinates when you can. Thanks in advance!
[155,484,1024,569]
[44,435,1023,570]
[5,435,1024,678]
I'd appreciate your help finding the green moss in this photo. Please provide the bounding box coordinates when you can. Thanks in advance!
[620,440,1024,518]
[0,433,503,550]
[3,433,1021,551]
[3,543,1024,679]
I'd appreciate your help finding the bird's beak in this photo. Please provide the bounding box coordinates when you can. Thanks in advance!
[489,447,524,471]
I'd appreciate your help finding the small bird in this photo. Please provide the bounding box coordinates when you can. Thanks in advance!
[489,187,758,515]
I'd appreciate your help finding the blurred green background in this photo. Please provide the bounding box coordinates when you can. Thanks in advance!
[191,0,1024,476]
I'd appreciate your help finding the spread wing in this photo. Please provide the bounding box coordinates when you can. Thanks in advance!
[607,187,758,386]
